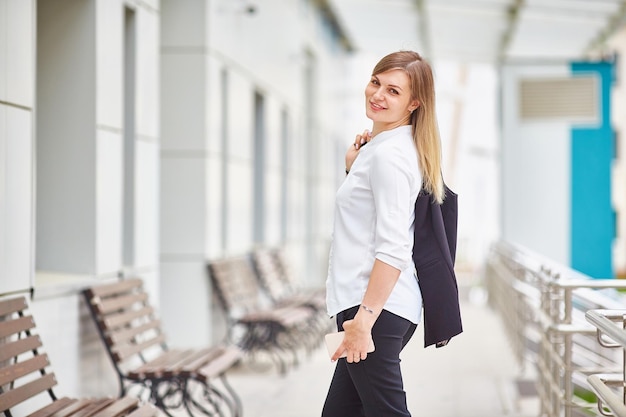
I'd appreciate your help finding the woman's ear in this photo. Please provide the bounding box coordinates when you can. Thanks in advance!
[409,101,420,112]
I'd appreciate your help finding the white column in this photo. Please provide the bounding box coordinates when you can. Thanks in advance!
[160,0,214,347]
[609,29,626,277]
[0,0,35,295]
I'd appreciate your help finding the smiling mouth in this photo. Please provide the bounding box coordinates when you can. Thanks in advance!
[370,102,385,110]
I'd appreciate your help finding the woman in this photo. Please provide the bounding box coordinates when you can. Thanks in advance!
[322,50,445,417]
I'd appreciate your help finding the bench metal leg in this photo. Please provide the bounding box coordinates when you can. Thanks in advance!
[181,379,240,417]
[147,379,185,416]
[219,374,243,417]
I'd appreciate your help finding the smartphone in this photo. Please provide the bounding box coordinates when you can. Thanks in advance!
[324,331,375,359]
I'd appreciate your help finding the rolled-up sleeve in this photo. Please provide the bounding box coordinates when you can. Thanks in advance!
[370,148,415,272]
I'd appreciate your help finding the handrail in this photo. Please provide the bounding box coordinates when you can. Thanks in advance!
[585,310,626,417]
[485,240,626,417]
[586,310,626,347]
[555,280,626,290]
[588,374,626,417]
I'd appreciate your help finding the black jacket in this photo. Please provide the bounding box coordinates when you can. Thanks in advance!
[412,185,463,348]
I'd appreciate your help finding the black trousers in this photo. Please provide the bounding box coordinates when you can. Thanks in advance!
[321,305,418,417]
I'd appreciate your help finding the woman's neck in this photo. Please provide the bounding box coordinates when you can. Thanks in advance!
[371,118,411,138]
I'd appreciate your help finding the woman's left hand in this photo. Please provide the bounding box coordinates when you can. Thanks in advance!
[331,318,373,363]
[345,130,371,173]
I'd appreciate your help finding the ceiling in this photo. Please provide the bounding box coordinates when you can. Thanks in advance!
[328,0,626,64]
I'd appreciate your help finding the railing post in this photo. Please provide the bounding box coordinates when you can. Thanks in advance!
[623,313,626,407]
[564,287,573,417]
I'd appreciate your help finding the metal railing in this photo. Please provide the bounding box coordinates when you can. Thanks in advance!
[585,310,626,416]
[485,241,626,417]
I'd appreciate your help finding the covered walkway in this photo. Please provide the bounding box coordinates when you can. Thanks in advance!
[3,1,626,417]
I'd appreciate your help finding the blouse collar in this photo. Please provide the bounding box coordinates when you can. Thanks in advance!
[370,125,412,144]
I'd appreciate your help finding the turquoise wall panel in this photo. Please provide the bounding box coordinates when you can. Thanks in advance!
[570,61,615,278]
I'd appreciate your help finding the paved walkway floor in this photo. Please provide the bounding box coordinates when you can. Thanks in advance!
[225,285,539,417]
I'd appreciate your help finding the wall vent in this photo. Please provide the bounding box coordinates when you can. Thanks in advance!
[519,76,598,121]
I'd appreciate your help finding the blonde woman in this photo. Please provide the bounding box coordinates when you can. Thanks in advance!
[323,50,445,417]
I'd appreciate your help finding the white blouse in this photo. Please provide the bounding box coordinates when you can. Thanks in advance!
[326,125,423,324]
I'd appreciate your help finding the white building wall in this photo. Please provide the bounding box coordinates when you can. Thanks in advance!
[127,4,160,301]
[608,28,626,277]
[160,0,350,347]
[223,69,254,254]
[0,0,35,296]
[16,0,161,401]
[264,95,285,247]
[500,64,572,265]
[0,0,349,402]
[36,0,97,275]
[436,62,500,269]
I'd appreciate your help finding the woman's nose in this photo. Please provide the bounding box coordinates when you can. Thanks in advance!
[372,87,384,100]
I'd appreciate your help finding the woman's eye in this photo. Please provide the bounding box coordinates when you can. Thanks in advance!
[371,79,379,85]
[390,89,398,95]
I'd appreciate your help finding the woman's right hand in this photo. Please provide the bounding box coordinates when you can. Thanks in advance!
[345,129,371,173]
[332,318,374,363]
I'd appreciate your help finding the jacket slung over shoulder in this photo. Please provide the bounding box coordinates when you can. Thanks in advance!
[412,184,463,348]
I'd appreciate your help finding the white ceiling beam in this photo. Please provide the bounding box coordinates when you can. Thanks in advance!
[414,0,433,60]
[585,0,626,54]
[498,0,525,63]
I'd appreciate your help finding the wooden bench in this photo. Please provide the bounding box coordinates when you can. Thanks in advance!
[249,248,331,344]
[250,247,327,313]
[272,248,327,310]
[0,296,160,417]
[207,256,317,374]
[82,278,242,417]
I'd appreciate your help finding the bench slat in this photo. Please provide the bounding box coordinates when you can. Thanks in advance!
[96,292,148,316]
[209,257,261,313]
[239,306,311,327]
[0,315,36,338]
[128,349,190,378]
[252,249,288,302]
[126,346,240,380]
[193,346,243,381]
[162,349,213,377]
[0,335,43,362]
[0,354,50,386]
[102,306,155,330]
[176,347,219,373]
[26,397,78,417]
[36,398,94,417]
[108,319,161,345]
[113,333,166,363]
[91,396,138,417]
[132,348,185,369]
[126,404,161,417]
[59,398,113,417]
[0,372,57,411]
[86,278,143,298]
[0,297,28,317]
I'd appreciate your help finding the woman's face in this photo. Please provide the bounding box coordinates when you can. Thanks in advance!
[365,69,418,127]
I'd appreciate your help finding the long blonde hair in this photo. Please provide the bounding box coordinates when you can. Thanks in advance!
[372,51,444,203]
